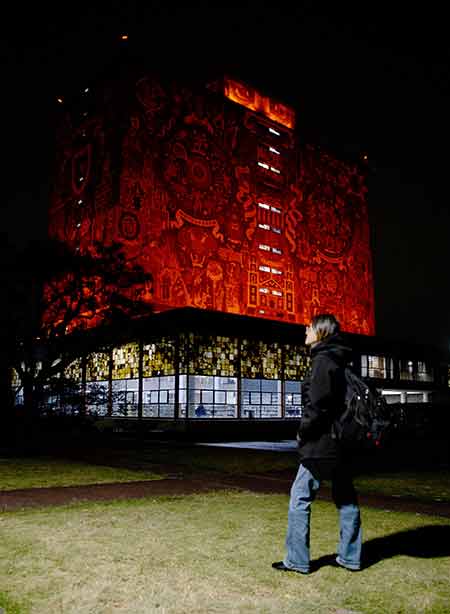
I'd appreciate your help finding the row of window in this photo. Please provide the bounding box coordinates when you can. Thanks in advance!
[361,355,434,382]
[43,375,303,420]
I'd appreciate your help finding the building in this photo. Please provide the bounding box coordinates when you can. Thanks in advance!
[49,73,374,334]
[34,71,449,432]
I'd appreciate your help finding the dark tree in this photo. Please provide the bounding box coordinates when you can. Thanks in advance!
[2,238,153,414]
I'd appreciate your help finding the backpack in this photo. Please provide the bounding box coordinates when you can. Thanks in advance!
[333,367,396,451]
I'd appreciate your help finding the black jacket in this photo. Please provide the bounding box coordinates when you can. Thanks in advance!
[297,334,351,478]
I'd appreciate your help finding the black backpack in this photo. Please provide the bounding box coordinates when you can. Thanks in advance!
[333,367,396,451]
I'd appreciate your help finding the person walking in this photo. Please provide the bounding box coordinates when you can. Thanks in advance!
[272,313,362,575]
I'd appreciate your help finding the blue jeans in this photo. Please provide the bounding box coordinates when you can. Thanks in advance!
[284,464,362,573]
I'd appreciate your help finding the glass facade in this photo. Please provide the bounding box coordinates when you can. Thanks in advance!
[416,361,433,382]
[399,359,434,383]
[42,334,310,419]
[361,355,393,379]
[182,375,238,418]
[143,338,176,377]
[11,368,23,405]
[241,378,281,418]
[85,352,110,415]
[13,329,438,417]
[284,380,302,418]
[142,376,176,417]
[284,344,310,381]
[65,358,83,382]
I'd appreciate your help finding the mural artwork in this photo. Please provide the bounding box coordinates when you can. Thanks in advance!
[49,76,375,335]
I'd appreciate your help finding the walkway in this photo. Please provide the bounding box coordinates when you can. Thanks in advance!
[2,469,450,518]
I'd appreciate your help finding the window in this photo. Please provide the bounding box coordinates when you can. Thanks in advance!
[142,376,176,418]
[241,378,281,418]
[86,352,110,381]
[399,359,415,381]
[85,381,109,416]
[284,380,302,418]
[11,368,23,406]
[112,343,139,379]
[417,361,433,382]
[112,378,139,417]
[399,360,434,382]
[182,375,237,418]
[361,355,393,379]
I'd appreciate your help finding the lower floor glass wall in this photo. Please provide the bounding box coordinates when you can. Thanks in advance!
[10,329,438,417]
[142,376,176,418]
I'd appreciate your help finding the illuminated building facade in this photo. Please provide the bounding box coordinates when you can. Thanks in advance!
[49,74,375,334]
[38,72,449,430]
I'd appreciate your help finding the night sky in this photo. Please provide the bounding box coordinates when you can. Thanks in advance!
[2,2,449,351]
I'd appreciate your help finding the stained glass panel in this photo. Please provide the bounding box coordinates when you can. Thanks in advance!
[284,344,310,381]
[186,334,238,377]
[142,338,176,377]
[86,352,110,381]
[241,339,282,379]
[112,343,140,379]
[65,358,83,382]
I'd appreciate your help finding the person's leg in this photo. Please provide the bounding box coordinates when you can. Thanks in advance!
[332,469,362,570]
[283,464,320,574]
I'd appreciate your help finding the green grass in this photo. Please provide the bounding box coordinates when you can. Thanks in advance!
[2,447,450,505]
[354,471,450,503]
[62,444,450,503]
[0,457,163,491]
[0,491,449,613]
[0,591,22,614]
[125,443,299,474]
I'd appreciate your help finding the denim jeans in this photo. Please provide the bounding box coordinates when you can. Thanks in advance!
[284,464,362,573]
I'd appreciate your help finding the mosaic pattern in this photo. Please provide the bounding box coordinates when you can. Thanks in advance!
[186,334,238,377]
[64,358,83,382]
[284,344,310,380]
[86,352,110,381]
[241,339,283,379]
[112,342,140,379]
[142,338,176,377]
[49,75,375,336]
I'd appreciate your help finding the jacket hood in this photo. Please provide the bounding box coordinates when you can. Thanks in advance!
[310,333,352,367]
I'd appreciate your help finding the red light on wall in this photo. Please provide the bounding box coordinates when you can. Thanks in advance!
[224,77,295,129]
[49,75,375,337]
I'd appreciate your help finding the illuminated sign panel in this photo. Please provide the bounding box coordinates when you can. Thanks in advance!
[49,75,374,335]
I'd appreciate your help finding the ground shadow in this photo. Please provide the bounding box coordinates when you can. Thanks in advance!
[312,525,450,571]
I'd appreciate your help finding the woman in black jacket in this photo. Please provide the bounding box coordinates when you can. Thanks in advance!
[272,314,362,574]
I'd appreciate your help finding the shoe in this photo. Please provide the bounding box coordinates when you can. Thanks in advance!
[333,558,361,572]
[272,561,309,575]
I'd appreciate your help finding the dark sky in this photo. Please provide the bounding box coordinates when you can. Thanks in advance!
[2,2,450,351]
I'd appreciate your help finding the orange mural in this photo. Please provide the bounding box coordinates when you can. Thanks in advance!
[49,75,375,335]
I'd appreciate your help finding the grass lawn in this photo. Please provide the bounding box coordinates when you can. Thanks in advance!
[57,444,450,504]
[0,457,163,491]
[354,471,450,503]
[0,491,449,614]
[2,447,450,504]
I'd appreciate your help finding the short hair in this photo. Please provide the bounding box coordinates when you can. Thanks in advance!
[310,313,340,342]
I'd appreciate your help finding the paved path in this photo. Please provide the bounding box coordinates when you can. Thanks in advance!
[2,470,450,518]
